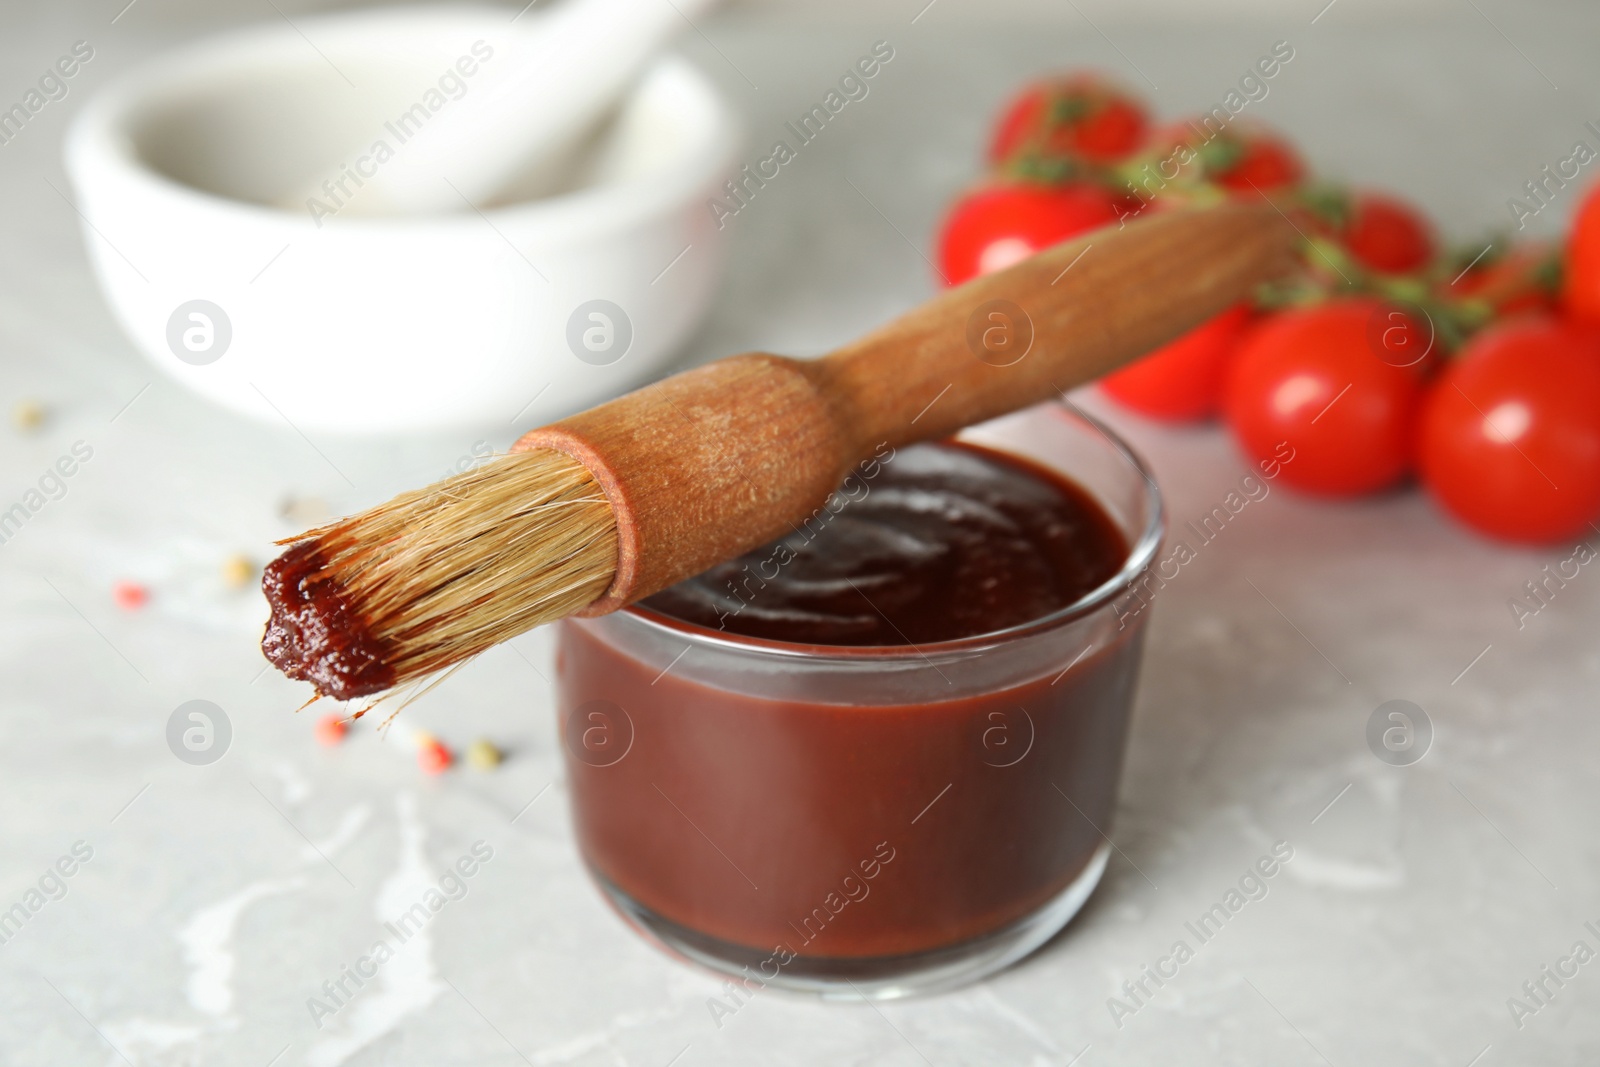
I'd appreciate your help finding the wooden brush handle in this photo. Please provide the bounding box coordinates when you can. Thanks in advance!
[517,202,1296,614]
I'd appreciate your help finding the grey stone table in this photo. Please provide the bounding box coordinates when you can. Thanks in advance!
[2,1,1598,1064]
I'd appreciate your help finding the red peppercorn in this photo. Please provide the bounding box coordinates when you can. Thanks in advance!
[314,714,348,747]
[416,737,451,775]
[112,580,149,611]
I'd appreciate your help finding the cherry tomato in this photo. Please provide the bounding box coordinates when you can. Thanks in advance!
[988,76,1147,165]
[1418,316,1600,543]
[1213,130,1305,193]
[1562,183,1600,322]
[1341,192,1435,275]
[936,183,1121,286]
[1450,241,1561,318]
[1100,304,1253,421]
[990,87,1049,164]
[1146,121,1304,194]
[1224,299,1428,496]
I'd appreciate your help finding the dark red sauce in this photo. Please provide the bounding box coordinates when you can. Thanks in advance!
[559,441,1143,965]
[260,540,394,700]
[642,441,1126,644]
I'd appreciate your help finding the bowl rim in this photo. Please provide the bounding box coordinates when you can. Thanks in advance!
[64,5,740,234]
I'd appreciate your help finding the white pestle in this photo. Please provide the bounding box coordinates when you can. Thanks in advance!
[277,0,719,215]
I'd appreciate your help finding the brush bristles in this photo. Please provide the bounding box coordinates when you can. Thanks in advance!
[286,449,617,693]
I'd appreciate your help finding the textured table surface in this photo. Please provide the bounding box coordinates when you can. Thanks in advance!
[3,2,1600,1064]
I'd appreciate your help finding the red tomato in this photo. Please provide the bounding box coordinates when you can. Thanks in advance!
[1418,317,1600,543]
[1148,121,1304,194]
[1341,192,1435,275]
[936,183,1121,286]
[1224,299,1427,496]
[1100,304,1253,421]
[988,76,1148,165]
[1065,96,1146,163]
[1450,241,1561,318]
[990,88,1046,164]
[1214,131,1305,193]
[1562,183,1600,322]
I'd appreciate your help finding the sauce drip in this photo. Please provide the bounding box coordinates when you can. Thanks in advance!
[260,540,394,700]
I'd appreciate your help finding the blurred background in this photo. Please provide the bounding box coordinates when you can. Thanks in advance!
[3,0,1600,1064]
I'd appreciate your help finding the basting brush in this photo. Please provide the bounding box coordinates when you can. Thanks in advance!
[261,202,1296,702]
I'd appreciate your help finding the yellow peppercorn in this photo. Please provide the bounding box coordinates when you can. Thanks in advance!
[221,554,254,588]
[465,739,503,770]
[13,400,45,431]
